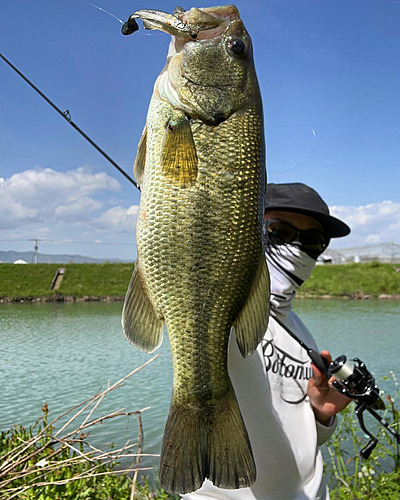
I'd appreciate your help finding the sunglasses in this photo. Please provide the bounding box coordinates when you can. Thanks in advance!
[264,219,327,259]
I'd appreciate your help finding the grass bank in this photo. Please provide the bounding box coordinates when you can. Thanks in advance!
[0,261,400,302]
[299,261,400,299]
[0,263,134,302]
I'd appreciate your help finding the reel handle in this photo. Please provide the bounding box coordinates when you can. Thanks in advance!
[360,439,378,459]
[356,402,378,459]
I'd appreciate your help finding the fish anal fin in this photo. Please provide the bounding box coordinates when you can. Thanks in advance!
[161,113,198,187]
[233,252,270,358]
[122,261,164,353]
[133,125,147,186]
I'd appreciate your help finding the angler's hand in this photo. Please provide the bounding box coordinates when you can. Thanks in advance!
[308,350,351,425]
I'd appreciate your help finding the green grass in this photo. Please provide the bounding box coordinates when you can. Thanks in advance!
[59,263,134,298]
[2,382,399,499]
[0,414,179,500]
[300,262,400,298]
[1,261,400,301]
[0,263,134,301]
[326,375,400,499]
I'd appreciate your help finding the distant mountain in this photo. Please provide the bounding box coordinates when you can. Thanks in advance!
[0,250,131,264]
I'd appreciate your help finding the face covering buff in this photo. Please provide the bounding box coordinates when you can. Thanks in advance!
[265,241,316,316]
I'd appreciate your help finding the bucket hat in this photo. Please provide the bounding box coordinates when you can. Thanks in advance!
[265,183,350,238]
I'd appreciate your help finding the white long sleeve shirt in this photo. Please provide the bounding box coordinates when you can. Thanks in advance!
[182,311,336,500]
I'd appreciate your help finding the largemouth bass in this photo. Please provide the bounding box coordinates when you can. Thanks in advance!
[122,5,270,494]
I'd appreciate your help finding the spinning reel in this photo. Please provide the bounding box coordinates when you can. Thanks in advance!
[313,353,400,459]
[274,313,400,459]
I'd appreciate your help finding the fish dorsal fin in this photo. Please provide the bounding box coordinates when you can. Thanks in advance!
[232,251,270,357]
[133,125,147,186]
[161,112,198,187]
[122,261,164,353]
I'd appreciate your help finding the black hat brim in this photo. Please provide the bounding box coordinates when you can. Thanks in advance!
[264,205,350,238]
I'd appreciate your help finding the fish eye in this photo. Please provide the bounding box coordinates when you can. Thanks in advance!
[228,38,246,55]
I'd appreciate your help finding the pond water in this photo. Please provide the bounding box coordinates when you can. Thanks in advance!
[1,299,399,473]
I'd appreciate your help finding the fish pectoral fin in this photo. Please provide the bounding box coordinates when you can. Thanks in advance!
[232,252,270,358]
[161,113,198,187]
[133,124,147,186]
[122,261,164,353]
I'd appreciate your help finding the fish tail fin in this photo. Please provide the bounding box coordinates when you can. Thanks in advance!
[159,402,208,494]
[208,389,256,490]
[159,389,255,494]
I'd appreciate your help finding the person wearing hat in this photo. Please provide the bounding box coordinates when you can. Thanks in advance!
[183,183,351,500]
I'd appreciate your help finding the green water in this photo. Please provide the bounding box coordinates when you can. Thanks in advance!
[1,300,399,472]
[293,299,400,378]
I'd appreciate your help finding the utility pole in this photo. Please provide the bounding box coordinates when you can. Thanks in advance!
[29,238,43,263]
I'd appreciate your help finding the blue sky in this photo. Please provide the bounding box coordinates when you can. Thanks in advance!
[1,0,400,260]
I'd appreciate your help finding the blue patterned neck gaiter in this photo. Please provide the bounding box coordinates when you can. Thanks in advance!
[265,241,316,316]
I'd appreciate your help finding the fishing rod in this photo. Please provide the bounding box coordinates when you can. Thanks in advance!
[0,52,139,191]
[272,313,400,459]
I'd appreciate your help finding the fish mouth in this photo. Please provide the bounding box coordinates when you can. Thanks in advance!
[183,73,238,90]
[180,5,241,31]
[140,6,249,124]
[175,17,249,90]
[122,5,241,40]
[176,5,241,43]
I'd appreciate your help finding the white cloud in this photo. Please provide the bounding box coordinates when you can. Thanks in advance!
[5,167,396,258]
[92,205,139,232]
[55,197,103,222]
[0,167,140,260]
[0,167,121,229]
[365,234,380,244]
[329,201,400,247]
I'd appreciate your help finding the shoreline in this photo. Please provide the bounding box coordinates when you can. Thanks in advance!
[2,262,399,303]
[0,295,125,303]
[1,293,400,304]
[296,292,400,300]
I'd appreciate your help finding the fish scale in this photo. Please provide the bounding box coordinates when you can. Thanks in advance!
[122,4,270,494]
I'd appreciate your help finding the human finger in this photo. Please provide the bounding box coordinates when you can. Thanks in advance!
[320,350,332,364]
[310,362,328,387]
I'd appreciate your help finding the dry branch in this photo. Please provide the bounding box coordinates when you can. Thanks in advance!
[0,354,161,500]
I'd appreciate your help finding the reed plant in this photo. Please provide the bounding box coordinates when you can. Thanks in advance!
[0,355,175,500]
[2,358,398,499]
[326,371,400,499]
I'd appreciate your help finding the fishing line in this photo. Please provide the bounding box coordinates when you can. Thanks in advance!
[80,0,152,37]
[81,0,124,24]
[0,53,139,191]
[269,124,316,174]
